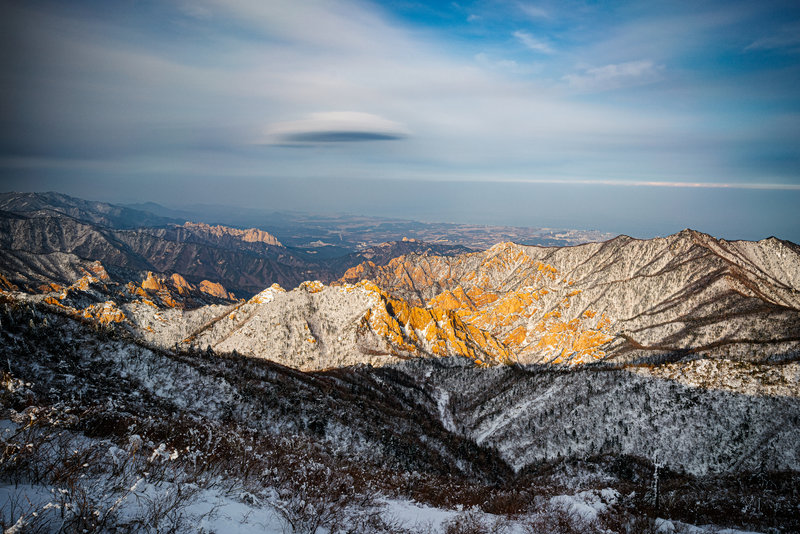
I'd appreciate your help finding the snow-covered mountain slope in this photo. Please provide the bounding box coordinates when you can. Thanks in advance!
[175,280,513,370]
[398,358,800,476]
[2,299,798,532]
[340,229,800,365]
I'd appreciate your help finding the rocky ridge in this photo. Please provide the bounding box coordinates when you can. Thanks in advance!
[0,191,176,229]
[5,227,798,372]
[179,221,283,247]
[2,261,240,335]
[340,230,800,365]
[174,279,514,370]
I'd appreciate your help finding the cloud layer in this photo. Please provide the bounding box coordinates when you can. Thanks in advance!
[1,0,799,239]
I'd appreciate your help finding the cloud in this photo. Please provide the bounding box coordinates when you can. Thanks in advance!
[474,52,529,73]
[513,30,554,54]
[3,0,799,202]
[263,112,409,144]
[517,4,549,20]
[563,60,664,91]
[494,178,800,190]
[745,24,800,53]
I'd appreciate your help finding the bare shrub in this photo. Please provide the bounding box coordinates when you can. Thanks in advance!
[524,505,590,534]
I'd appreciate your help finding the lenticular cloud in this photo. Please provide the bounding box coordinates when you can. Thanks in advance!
[263,111,409,144]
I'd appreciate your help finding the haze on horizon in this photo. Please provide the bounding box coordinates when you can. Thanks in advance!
[1,0,799,241]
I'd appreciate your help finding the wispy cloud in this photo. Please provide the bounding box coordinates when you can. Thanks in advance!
[745,24,800,53]
[495,178,800,190]
[513,30,554,54]
[3,0,800,224]
[563,60,664,91]
[517,4,549,20]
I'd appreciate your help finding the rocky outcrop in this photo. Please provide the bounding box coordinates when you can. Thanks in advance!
[133,271,237,308]
[197,279,235,300]
[179,221,283,247]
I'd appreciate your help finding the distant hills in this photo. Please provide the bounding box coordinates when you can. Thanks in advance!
[0,191,472,296]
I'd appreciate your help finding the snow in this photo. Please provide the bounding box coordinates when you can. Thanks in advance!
[382,499,459,530]
[436,389,457,433]
[549,488,619,523]
[172,488,286,534]
[655,518,765,534]
[0,481,290,534]
[381,499,530,533]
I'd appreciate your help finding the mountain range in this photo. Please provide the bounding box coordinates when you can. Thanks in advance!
[0,191,472,297]
[1,191,799,533]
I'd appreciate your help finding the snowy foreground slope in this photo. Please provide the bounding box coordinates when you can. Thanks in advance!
[2,299,798,533]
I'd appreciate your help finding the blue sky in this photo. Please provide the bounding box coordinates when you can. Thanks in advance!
[1,0,799,240]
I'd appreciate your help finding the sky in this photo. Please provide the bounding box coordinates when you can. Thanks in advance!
[1,0,799,240]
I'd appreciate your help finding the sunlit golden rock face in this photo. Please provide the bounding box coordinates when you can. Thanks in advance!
[37,283,63,293]
[17,260,240,344]
[81,301,126,325]
[42,272,127,326]
[136,272,237,308]
[339,242,616,365]
[198,279,235,300]
[355,280,514,364]
[141,272,167,292]
[299,280,325,294]
[170,273,193,295]
[0,274,18,292]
